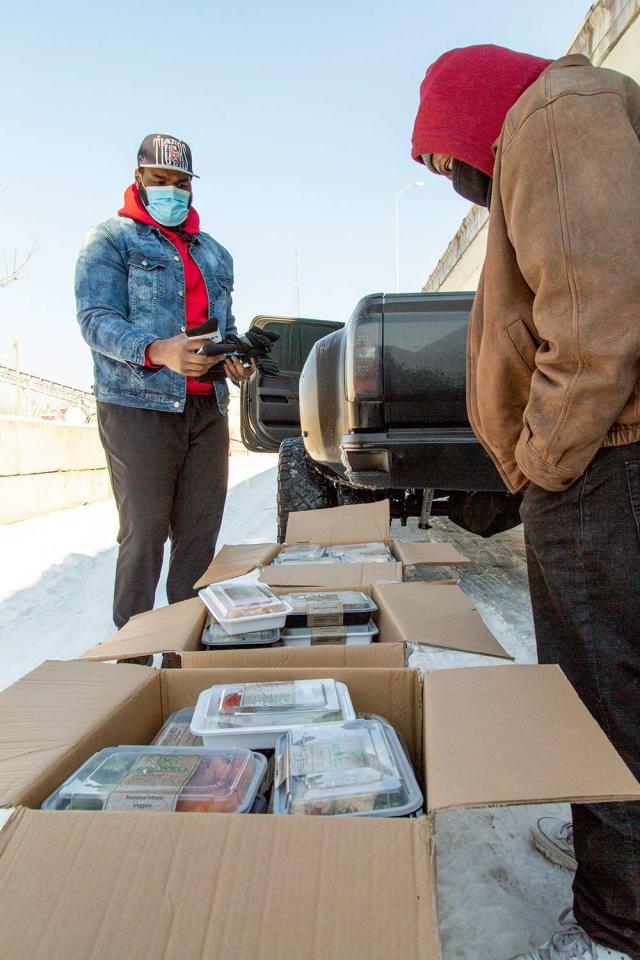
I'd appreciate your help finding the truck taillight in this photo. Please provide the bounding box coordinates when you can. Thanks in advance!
[345,315,383,401]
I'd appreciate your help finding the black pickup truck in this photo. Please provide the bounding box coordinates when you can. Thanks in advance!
[240,291,522,541]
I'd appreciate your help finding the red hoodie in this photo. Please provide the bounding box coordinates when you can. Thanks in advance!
[119,184,213,395]
[411,44,552,176]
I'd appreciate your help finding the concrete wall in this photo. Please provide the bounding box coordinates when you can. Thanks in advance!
[423,0,640,293]
[0,417,112,523]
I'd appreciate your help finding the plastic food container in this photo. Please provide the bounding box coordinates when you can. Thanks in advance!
[198,581,292,635]
[191,679,356,749]
[273,718,423,817]
[152,708,202,747]
[327,542,395,564]
[280,620,379,647]
[281,592,378,628]
[201,617,280,648]
[273,544,326,564]
[42,745,268,814]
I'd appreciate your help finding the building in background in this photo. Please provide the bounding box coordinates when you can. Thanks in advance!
[422,0,640,293]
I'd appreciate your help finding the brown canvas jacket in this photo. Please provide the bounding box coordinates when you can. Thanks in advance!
[468,54,640,492]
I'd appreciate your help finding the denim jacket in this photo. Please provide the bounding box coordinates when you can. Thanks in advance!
[75,215,237,414]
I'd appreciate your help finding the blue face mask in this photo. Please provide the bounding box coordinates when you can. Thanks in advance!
[142,185,191,227]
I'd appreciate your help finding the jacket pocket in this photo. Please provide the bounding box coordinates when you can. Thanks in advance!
[128,259,165,302]
[505,317,539,374]
[625,461,640,539]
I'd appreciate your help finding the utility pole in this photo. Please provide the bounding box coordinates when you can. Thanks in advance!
[294,249,302,316]
[13,340,21,416]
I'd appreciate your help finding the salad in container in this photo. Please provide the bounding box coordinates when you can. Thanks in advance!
[42,745,267,814]
[273,718,423,817]
[198,581,291,635]
[191,678,355,749]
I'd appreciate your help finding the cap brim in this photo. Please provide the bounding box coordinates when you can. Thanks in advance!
[138,162,200,179]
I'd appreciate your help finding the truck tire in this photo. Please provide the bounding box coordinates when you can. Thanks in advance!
[336,485,388,507]
[447,490,523,538]
[277,437,337,543]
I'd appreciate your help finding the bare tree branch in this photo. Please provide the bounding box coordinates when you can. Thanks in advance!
[0,243,37,288]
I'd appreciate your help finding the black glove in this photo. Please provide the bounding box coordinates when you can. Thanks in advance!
[195,330,281,382]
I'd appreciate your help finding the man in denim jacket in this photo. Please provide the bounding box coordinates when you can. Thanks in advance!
[76,134,252,642]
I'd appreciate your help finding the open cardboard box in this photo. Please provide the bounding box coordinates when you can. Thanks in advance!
[0,657,638,960]
[194,500,472,591]
[80,581,512,665]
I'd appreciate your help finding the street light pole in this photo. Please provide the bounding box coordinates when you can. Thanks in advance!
[394,181,424,292]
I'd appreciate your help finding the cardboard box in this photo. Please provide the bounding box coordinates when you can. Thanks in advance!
[0,658,638,960]
[195,500,472,591]
[80,581,511,664]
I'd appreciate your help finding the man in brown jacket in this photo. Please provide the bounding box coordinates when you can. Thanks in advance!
[412,45,640,960]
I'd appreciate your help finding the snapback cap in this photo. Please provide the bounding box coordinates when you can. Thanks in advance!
[137,133,199,178]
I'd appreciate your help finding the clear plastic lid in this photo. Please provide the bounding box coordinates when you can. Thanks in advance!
[273,719,423,817]
[326,543,395,563]
[152,708,203,747]
[192,679,354,733]
[281,620,379,640]
[273,544,327,564]
[199,581,288,621]
[202,618,280,647]
[42,746,268,814]
[282,592,375,615]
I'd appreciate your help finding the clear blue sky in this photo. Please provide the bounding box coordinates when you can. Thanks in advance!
[1,0,590,389]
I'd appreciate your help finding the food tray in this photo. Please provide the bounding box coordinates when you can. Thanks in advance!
[190,679,356,750]
[152,708,202,747]
[280,591,377,628]
[326,542,395,564]
[281,620,379,647]
[273,718,423,817]
[201,617,280,648]
[42,745,268,814]
[272,544,326,564]
[199,580,291,635]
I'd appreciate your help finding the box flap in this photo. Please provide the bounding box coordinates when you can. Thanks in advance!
[0,809,436,960]
[80,598,207,660]
[0,661,160,809]
[260,560,403,588]
[391,540,472,567]
[194,542,281,589]
[286,500,390,545]
[424,665,640,812]
[373,583,512,660]
[181,643,406,669]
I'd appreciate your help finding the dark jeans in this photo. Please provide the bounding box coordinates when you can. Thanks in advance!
[97,396,229,629]
[521,442,640,958]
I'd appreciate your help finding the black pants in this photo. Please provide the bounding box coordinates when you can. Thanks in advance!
[98,396,229,629]
[521,442,640,958]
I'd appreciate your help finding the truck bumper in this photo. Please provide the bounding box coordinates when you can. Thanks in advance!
[340,428,506,492]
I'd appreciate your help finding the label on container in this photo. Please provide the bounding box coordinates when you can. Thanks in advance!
[154,722,203,748]
[308,627,348,645]
[240,681,326,712]
[289,738,369,777]
[306,594,344,627]
[104,754,200,811]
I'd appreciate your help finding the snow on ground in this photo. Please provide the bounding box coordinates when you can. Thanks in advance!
[0,460,574,959]
[0,453,277,691]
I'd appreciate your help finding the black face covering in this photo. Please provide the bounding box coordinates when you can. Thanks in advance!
[451,160,493,208]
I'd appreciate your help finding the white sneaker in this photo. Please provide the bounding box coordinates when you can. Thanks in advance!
[531,817,577,871]
[510,909,632,959]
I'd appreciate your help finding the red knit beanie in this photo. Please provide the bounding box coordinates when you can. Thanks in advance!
[411,44,553,176]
